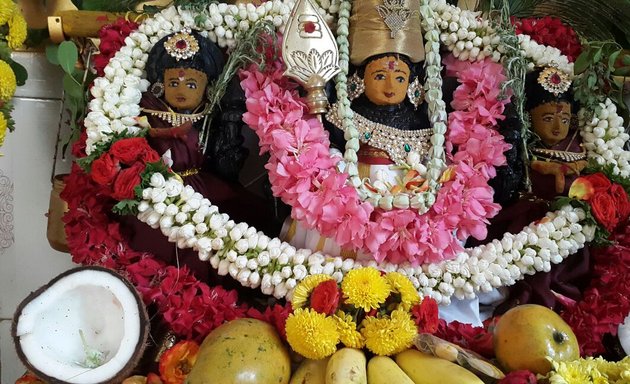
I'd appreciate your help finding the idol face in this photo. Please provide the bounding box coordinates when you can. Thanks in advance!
[163,68,208,111]
[363,56,410,106]
[530,101,572,147]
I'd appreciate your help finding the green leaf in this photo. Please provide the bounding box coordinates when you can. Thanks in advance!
[112,199,140,216]
[57,41,78,75]
[45,44,60,66]
[608,49,621,69]
[593,47,604,63]
[7,59,28,86]
[574,51,592,74]
[623,54,630,65]
[613,66,630,77]
[62,73,84,99]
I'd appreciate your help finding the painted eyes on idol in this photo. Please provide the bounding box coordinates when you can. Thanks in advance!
[542,115,570,125]
[373,74,407,83]
[168,80,198,89]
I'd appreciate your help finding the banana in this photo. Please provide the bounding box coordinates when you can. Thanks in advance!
[290,358,328,384]
[325,348,367,384]
[395,349,484,384]
[367,356,414,384]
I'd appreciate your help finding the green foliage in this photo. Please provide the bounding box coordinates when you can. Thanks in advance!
[573,41,629,127]
[112,199,140,216]
[199,19,278,151]
[46,41,97,156]
[71,0,147,12]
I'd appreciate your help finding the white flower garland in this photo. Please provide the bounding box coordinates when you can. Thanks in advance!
[84,3,627,305]
[580,98,630,178]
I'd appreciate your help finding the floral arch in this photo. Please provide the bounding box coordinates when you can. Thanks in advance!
[63,0,630,356]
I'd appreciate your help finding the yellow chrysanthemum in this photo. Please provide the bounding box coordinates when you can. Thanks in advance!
[0,0,16,25]
[0,60,16,101]
[360,309,416,356]
[550,361,592,384]
[385,272,420,311]
[285,308,339,359]
[291,274,334,310]
[333,312,364,349]
[0,113,7,147]
[7,11,27,49]
[341,267,390,311]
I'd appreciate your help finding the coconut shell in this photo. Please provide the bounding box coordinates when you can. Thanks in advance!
[12,266,150,384]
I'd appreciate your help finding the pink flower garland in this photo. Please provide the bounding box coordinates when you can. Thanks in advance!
[241,56,511,264]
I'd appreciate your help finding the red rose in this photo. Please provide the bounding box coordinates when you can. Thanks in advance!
[110,137,160,165]
[412,297,439,333]
[583,173,612,194]
[310,280,340,315]
[498,370,537,384]
[112,162,145,200]
[590,192,618,232]
[91,153,120,185]
[610,183,630,223]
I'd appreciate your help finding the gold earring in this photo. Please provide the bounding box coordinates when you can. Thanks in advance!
[347,72,365,101]
[407,77,424,110]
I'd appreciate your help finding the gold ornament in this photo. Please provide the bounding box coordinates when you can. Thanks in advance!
[164,27,200,61]
[349,0,424,66]
[537,65,572,96]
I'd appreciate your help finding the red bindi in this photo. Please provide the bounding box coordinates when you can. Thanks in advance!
[388,60,397,70]
[555,104,564,113]
[303,21,316,34]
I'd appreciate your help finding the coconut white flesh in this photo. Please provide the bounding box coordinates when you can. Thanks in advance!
[619,312,630,356]
[15,269,143,383]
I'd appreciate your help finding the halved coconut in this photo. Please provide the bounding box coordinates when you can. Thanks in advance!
[12,266,149,384]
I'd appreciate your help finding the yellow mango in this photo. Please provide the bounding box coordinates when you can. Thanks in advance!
[367,356,414,384]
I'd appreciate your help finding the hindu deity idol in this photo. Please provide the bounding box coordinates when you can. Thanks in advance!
[283,0,431,257]
[120,28,277,283]
[527,65,588,200]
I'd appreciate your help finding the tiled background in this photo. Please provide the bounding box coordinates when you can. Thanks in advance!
[0,51,76,382]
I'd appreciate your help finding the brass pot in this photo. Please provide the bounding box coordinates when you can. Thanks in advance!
[46,174,69,253]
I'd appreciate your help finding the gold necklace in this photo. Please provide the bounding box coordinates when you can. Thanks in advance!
[142,102,210,127]
[326,102,432,165]
[531,130,587,163]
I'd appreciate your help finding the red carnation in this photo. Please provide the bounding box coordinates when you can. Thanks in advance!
[412,297,439,333]
[91,153,120,186]
[310,280,340,315]
[112,162,145,200]
[110,137,160,165]
[610,183,630,221]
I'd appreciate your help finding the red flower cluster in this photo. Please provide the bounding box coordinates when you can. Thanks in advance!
[512,16,582,62]
[310,280,340,315]
[91,137,160,200]
[247,303,293,340]
[562,223,630,355]
[93,18,139,76]
[62,163,253,343]
[411,297,440,333]
[435,317,498,358]
[572,173,630,232]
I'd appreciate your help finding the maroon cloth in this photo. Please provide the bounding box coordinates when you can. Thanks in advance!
[470,157,592,315]
[120,93,279,286]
